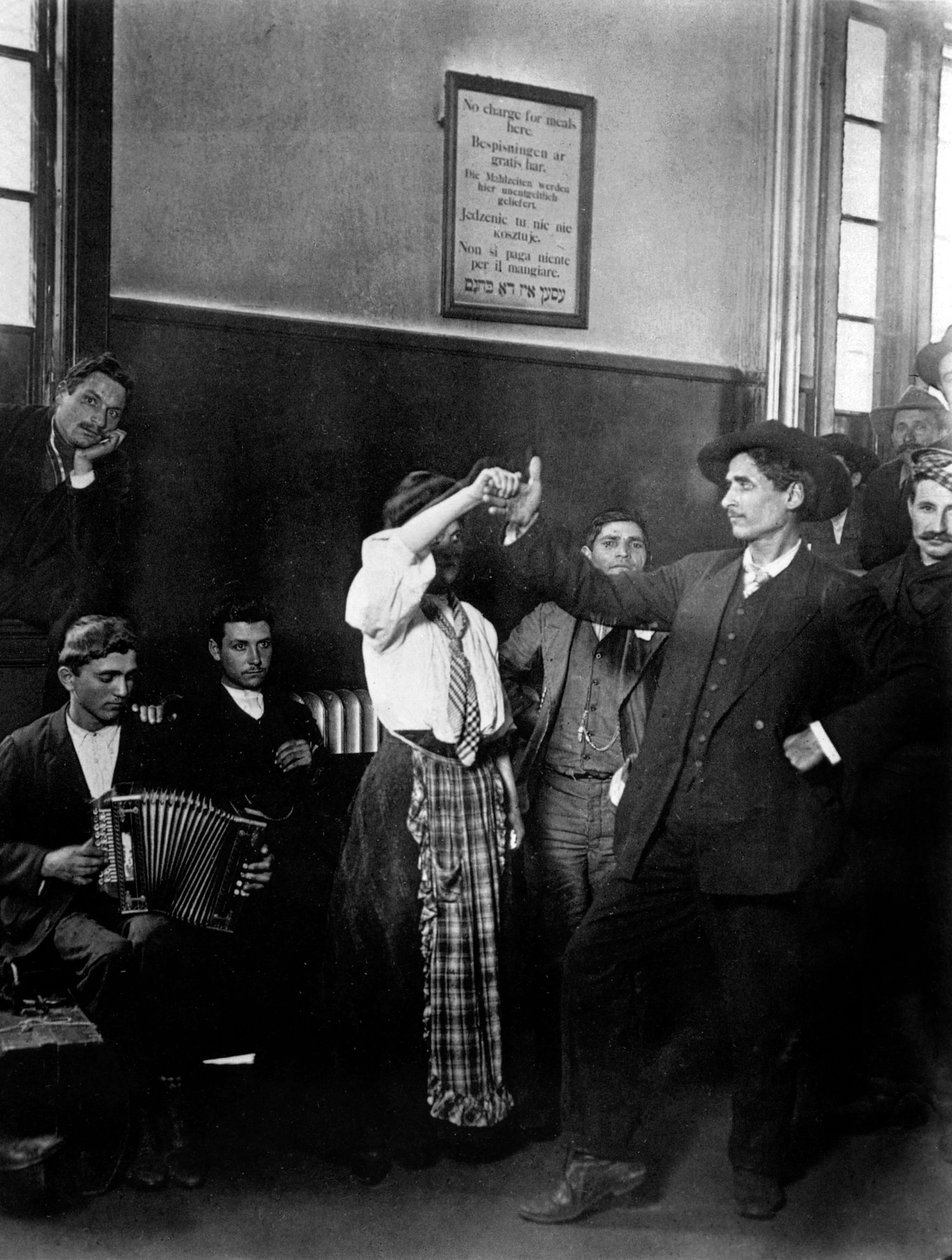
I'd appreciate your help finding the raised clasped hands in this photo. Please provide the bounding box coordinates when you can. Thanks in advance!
[482,455,543,532]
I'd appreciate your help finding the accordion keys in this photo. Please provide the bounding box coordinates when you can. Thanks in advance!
[90,785,269,932]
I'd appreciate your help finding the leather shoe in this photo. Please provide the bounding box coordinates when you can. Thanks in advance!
[732,1169,785,1219]
[126,1108,168,1191]
[518,1151,646,1224]
[164,1076,208,1189]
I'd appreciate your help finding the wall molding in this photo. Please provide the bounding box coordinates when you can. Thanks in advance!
[110,297,758,387]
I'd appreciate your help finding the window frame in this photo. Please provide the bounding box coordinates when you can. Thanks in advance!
[814,0,946,449]
[0,0,113,403]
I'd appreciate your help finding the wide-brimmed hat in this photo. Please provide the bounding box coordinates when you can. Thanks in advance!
[869,386,950,442]
[697,421,852,522]
[382,458,492,528]
[818,433,880,482]
[915,325,952,393]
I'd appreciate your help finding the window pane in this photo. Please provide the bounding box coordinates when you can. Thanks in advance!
[845,19,886,122]
[932,237,952,340]
[838,221,879,318]
[835,319,875,413]
[841,122,881,220]
[0,198,33,324]
[0,0,36,52]
[940,55,952,143]
[0,57,32,190]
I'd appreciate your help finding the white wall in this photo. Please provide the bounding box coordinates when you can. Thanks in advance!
[112,0,778,371]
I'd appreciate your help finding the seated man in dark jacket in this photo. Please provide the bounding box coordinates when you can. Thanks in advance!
[175,590,335,1066]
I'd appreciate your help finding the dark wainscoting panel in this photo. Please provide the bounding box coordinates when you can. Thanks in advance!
[109,299,758,689]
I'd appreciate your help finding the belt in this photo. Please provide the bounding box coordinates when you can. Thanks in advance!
[547,767,615,781]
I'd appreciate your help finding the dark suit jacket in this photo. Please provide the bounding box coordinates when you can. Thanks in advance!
[0,707,169,958]
[498,601,666,807]
[0,404,129,628]
[858,458,910,571]
[507,523,932,894]
[801,493,864,572]
[175,683,325,819]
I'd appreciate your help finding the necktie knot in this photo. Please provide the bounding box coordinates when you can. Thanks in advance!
[742,559,771,599]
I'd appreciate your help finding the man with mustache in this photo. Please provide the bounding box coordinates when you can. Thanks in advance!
[845,446,952,1140]
[0,614,273,1191]
[498,510,666,1128]
[0,353,133,636]
[179,589,323,819]
[491,424,933,1221]
[859,386,951,570]
[174,589,331,1069]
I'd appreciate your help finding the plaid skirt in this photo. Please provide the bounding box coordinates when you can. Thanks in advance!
[327,731,513,1128]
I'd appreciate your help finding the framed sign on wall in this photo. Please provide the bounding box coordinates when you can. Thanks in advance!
[441,72,596,328]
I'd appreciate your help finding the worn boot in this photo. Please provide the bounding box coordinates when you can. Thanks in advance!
[163,1076,209,1189]
[126,1097,168,1191]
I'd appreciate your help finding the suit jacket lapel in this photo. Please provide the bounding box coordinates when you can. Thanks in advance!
[732,547,820,702]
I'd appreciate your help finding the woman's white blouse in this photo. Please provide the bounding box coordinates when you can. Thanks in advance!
[345,530,509,743]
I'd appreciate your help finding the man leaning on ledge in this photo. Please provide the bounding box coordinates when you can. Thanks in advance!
[0,352,134,638]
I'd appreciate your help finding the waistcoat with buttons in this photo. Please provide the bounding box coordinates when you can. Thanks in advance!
[669,568,772,810]
[545,621,628,775]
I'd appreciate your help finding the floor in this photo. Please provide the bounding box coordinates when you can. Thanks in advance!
[5,1044,952,1260]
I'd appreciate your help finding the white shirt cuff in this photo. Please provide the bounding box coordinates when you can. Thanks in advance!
[69,469,95,489]
[808,720,841,765]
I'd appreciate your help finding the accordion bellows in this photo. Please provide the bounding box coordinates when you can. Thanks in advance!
[91,785,269,933]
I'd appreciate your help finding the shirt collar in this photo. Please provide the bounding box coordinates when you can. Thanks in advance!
[222,681,265,718]
[65,711,121,744]
[742,538,801,580]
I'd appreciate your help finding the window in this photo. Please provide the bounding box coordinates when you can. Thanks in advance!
[0,0,56,401]
[0,0,113,404]
[834,17,885,414]
[814,1,947,446]
[932,28,952,340]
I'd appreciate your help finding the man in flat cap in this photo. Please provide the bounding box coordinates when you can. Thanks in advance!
[801,433,879,572]
[859,386,951,570]
[848,444,952,1147]
[492,425,932,1222]
[916,325,952,407]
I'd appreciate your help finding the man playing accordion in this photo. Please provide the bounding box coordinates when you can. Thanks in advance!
[0,614,273,1191]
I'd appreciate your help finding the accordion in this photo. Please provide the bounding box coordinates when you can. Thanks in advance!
[90,785,269,933]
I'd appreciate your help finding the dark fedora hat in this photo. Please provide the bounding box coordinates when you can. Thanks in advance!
[869,385,950,442]
[818,433,880,482]
[915,325,952,393]
[697,421,852,522]
[382,458,493,528]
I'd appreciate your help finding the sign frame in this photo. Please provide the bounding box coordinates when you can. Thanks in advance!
[441,72,596,328]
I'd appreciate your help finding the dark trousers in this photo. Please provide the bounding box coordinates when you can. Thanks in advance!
[524,772,617,1084]
[51,904,242,1096]
[562,821,815,1177]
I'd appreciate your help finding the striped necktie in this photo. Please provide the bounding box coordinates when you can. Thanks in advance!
[423,593,481,766]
